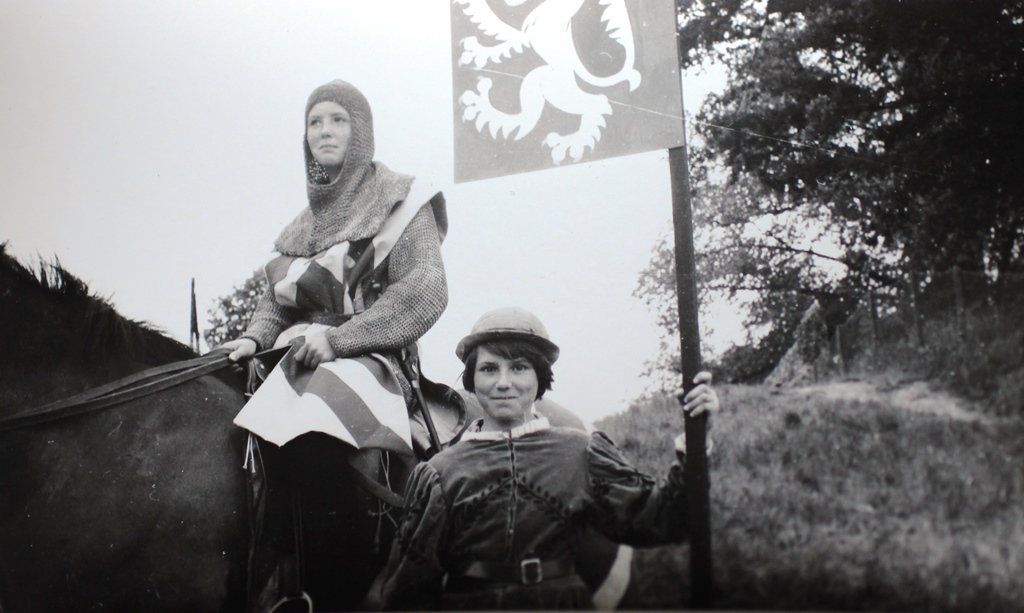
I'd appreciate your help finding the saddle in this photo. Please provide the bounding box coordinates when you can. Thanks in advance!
[241,347,467,613]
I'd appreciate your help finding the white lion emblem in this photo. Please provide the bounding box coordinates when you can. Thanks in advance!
[454,0,641,164]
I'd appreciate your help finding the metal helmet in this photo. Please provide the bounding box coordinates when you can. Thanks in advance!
[455,306,560,363]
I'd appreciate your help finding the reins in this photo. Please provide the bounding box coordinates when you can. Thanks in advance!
[0,349,266,432]
[0,346,433,510]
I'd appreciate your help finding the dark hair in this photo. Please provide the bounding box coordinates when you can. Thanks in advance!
[461,339,554,400]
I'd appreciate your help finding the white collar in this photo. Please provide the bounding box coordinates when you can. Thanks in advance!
[461,413,551,442]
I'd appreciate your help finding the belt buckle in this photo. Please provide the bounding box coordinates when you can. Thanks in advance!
[520,558,543,585]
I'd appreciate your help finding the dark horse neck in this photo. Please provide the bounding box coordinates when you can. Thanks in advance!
[0,247,408,612]
[0,249,251,612]
[0,247,198,412]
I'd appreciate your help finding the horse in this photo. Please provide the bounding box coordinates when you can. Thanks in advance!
[0,247,405,612]
[0,247,635,611]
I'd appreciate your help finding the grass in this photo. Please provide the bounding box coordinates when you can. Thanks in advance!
[596,385,1024,612]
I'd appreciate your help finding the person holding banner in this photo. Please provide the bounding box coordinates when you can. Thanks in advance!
[373,306,719,611]
[216,78,449,611]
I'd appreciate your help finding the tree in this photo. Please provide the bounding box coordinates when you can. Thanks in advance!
[635,0,1024,381]
[204,270,266,348]
[678,0,1024,278]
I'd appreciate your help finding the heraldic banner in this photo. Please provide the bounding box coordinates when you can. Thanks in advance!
[450,0,684,183]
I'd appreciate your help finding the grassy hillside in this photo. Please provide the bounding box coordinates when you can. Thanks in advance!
[596,383,1024,612]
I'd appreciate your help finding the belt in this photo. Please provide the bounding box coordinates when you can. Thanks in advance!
[454,557,575,586]
[307,312,354,327]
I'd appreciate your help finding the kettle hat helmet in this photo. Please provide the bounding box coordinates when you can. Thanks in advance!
[455,307,560,364]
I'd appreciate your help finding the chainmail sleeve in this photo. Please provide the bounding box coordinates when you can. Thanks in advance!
[241,286,298,350]
[586,431,689,547]
[325,204,447,357]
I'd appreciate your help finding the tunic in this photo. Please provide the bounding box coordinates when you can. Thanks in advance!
[232,185,448,451]
[240,199,447,359]
[377,417,688,610]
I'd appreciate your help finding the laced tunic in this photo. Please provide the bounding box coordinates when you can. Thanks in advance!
[377,418,688,610]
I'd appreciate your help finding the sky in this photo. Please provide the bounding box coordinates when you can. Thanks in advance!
[0,0,731,425]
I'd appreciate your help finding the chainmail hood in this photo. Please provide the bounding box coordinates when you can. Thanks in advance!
[274,79,414,256]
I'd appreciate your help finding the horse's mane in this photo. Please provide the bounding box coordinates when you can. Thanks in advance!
[1,243,196,366]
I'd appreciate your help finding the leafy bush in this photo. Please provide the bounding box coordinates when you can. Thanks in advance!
[203,269,265,348]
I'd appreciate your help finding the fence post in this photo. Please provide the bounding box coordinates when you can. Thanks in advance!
[952,265,966,339]
[868,290,879,353]
[833,327,846,374]
[909,270,926,346]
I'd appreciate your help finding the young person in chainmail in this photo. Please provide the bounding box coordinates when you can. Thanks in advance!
[218,78,448,611]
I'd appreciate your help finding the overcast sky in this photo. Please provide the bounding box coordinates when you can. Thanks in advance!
[0,0,730,424]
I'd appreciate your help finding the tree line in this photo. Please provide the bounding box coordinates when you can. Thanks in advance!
[637,0,1024,381]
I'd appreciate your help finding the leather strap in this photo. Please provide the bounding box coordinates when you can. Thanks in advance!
[348,462,406,508]
[0,348,284,431]
[456,556,575,585]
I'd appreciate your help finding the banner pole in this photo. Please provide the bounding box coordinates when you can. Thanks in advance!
[669,124,713,608]
[190,278,200,354]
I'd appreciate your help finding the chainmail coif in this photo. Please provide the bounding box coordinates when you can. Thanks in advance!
[274,79,415,257]
[242,79,448,362]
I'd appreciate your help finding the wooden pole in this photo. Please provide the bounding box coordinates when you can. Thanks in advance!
[190,278,200,353]
[868,290,879,353]
[671,8,711,608]
[909,270,926,346]
[668,140,712,606]
[834,327,846,374]
[952,265,966,339]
